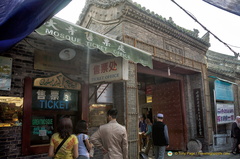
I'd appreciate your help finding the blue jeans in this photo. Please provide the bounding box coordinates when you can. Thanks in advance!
[154,146,166,159]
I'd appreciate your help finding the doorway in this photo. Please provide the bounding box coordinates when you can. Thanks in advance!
[138,74,187,151]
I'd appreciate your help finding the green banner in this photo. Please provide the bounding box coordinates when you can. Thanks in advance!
[35,17,153,69]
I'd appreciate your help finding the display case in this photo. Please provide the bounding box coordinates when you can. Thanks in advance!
[0,97,23,127]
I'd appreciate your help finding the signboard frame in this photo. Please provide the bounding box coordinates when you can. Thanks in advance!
[89,58,128,84]
[216,103,234,124]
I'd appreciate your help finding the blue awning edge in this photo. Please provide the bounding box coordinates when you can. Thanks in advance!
[0,0,71,53]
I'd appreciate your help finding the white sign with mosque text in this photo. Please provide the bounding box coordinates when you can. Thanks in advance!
[89,58,128,84]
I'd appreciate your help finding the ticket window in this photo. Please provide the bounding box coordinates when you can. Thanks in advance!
[30,88,80,146]
[22,77,81,155]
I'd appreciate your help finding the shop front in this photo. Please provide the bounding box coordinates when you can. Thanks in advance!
[206,50,240,152]
[0,16,153,158]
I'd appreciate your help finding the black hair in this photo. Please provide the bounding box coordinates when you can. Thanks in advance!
[57,116,73,139]
[75,120,88,134]
[107,108,118,119]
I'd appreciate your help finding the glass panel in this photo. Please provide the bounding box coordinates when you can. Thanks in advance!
[0,97,23,127]
[30,115,77,146]
[31,115,54,145]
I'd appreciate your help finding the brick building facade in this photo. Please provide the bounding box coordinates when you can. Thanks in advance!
[77,0,212,158]
[3,0,238,159]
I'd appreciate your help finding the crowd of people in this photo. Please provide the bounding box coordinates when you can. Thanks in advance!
[48,108,128,159]
[47,107,171,159]
[47,110,240,159]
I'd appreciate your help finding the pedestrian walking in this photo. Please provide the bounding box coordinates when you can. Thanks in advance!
[48,115,78,159]
[139,116,147,133]
[75,120,93,159]
[144,118,153,155]
[231,116,240,155]
[139,116,147,148]
[90,108,128,159]
[152,113,169,159]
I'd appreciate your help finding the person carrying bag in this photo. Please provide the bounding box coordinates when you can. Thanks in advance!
[48,116,78,159]
[75,120,94,159]
[53,136,69,158]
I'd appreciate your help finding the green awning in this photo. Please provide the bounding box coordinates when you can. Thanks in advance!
[35,17,153,69]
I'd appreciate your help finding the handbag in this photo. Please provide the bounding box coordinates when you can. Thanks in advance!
[54,136,69,157]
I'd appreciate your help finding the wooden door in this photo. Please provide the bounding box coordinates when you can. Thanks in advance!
[152,80,186,150]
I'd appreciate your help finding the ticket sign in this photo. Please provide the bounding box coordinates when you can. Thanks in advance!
[32,89,78,111]
[89,58,128,84]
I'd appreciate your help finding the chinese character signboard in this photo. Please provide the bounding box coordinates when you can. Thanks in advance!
[193,89,204,137]
[0,56,12,90]
[32,89,78,111]
[35,17,153,69]
[33,73,80,110]
[89,58,128,84]
[216,103,234,124]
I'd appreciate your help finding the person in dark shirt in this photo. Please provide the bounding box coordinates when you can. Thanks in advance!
[152,113,169,159]
[231,116,240,155]
[139,116,147,132]
[139,116,147,148]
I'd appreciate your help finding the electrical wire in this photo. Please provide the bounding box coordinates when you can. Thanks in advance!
[171,0,240,57]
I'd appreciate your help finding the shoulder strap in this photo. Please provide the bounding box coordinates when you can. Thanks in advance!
[55,136,69,155]
[82,134,89,152]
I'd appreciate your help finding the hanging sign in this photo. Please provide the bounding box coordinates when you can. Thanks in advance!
[35,17,153,69]
[89,58,128,84]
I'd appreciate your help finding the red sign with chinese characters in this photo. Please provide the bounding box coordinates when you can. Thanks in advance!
[89,58,128,84]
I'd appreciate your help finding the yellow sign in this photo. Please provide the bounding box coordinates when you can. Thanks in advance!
[34,73,81,90]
